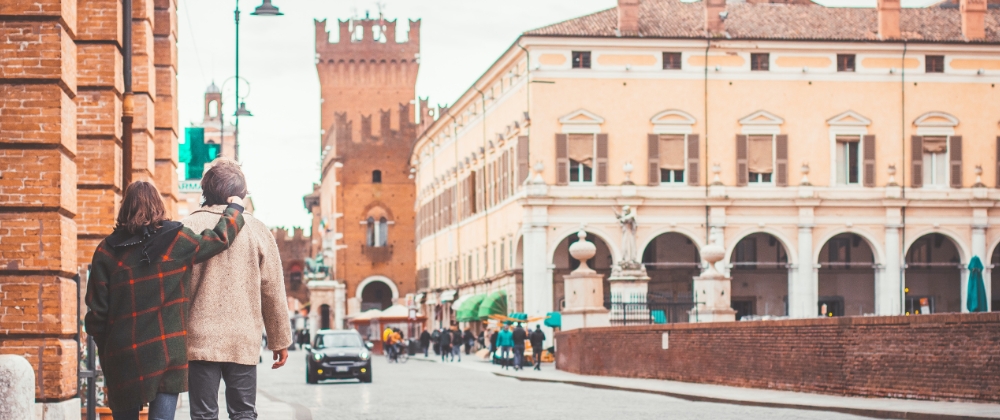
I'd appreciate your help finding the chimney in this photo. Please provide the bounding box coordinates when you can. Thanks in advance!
[961,0,987,39]
[618,0,640,35]
[877,0,900,39]
[704,0,726,34]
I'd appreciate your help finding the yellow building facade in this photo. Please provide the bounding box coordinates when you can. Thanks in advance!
[411,0,1000,333]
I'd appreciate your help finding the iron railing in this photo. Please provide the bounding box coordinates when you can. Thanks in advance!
[609,294,697,326]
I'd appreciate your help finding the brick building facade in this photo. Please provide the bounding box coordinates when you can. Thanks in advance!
[305,17,420,331]
[0,0,179,411]
[272,227,310,305]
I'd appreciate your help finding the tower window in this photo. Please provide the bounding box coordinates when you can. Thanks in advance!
[372,170,382,183]
[572,51,591,69]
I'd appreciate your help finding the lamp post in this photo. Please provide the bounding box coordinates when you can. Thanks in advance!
[231,0,282,161]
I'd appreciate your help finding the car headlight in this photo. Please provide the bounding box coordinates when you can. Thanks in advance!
[313,353,324,361]
[359,351,370,360]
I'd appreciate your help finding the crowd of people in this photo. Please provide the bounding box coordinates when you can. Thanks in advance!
[415,322,547,371]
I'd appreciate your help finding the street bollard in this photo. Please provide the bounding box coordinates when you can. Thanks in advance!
[0,354,36,420]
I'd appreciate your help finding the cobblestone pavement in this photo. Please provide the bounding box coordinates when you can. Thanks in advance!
[227,349,877,420]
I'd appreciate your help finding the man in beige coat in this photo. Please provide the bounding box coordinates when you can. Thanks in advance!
[182,160,291,420]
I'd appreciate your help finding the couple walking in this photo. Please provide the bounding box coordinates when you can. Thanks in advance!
[84,160,292,420]
[496,324,545,371]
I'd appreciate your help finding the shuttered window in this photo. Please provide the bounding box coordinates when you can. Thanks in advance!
[747,135,774,183]
[922,136,948,187]
[835,135,861,185]
[568,133,595,183]
[658,134,685,184]
[517,136,530,186]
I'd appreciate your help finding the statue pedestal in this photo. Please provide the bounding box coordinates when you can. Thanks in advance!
[688,273,736,323]
[608,266,650,324]
[561,270,610,331]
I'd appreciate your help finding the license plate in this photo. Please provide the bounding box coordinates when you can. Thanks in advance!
[335,366,349,372]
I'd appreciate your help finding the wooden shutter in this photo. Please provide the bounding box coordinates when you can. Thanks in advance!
[863,135,876,187]
[911,136,923,188]
[556,134,569,185]
[647,134,659,186]
[736,135,748,186]
[596,133,609,185]
[687,134,700,186]
[501,152,509,200]
[950,135,962,188]
[775,134,788,187]
[517,135,529,185]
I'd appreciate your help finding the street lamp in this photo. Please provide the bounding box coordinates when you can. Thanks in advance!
[232,0,282,160]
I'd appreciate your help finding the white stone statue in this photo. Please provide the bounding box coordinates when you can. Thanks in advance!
[613,205,640,269]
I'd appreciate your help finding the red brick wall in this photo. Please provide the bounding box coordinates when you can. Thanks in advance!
[555,313,1000,403]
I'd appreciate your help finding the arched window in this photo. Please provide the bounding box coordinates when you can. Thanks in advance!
[378,217,388,246]
[372,170,382,183]
[366,216,375,246]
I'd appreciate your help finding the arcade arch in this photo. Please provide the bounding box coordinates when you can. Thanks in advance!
[817,233,876,317]
[729,232,790,319]
[640,232,700,323]
[357,276,399,311]
[905,233,962,314]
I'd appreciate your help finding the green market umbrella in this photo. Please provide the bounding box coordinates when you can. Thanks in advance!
[455,294,486,322]
[967,256,988,313]
[477,290,507,320]
[543,312,561,328]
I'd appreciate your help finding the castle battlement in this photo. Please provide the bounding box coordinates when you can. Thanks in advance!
[315,18,420,61]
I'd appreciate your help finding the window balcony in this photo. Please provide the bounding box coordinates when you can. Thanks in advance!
[361,244,393,263]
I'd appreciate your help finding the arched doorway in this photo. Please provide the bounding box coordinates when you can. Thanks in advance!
[730,232,790,319]
[319,304,331,330]
[905,233,961,314]
[552,232,613,310]
[641,232,700,323]
[360,281,393,311]
[817,233,876,317]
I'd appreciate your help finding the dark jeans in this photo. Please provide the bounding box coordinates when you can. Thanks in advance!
[422,344,429,357]
[533,348,543,370]
[513,345,525,369]
[112,392,178,420]
[189,360,258,420]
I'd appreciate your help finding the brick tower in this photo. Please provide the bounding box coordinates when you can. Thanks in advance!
[309,17,420,330]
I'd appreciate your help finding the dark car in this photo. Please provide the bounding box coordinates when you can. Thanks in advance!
[305,330,373,383]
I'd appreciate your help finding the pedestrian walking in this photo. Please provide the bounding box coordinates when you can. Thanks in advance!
[489,329,499,360]
[530,325,546,371]
[439,327,452,362]
[419,328,431,358]
[497,325,514,370]
[463,328,475,355]
[512,323,527,370]
[181,161,292,419]
[84,181,246,419]
[431,328,441,355]
[451,326,463,362]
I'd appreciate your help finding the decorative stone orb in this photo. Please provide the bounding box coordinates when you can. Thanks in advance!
[568,230,596,265]
[701,243,725,265]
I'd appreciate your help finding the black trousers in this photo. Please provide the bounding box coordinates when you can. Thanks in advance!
[533,348,543,369]
[189,360,257,420]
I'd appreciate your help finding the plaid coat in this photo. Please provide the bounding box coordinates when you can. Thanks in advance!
[84,204,244,412]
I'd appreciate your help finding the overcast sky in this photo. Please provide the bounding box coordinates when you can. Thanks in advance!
[176,0,939,231]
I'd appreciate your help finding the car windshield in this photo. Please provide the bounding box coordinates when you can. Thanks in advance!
[316,334,363,349]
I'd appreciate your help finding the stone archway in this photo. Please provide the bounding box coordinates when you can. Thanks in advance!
[817,233,876,317]
[641,232,700,323]
[905,233,962,314]
[729,232,790,319]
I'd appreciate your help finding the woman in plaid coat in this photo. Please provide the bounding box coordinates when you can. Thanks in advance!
[85,181,246,419]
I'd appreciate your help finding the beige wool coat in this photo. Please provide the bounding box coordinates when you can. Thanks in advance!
[183,205,292,365]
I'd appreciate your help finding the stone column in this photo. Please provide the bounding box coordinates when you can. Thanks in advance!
[334,281,346,329]
[561,231,610,331]
[689,243,736,322]
[789,224,816,318]
[521,205,552,337]
[880,225,903,315]
[0,355,35,420]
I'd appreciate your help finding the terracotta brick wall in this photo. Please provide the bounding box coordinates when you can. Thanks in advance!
[555,313,1000,403]
[0,0,178,403]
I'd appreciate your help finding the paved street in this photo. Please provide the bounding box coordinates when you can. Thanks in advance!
[173,349,877,420]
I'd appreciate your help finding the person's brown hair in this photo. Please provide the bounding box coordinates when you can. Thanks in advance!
[201,158,247,206]
[116,181,169,234]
